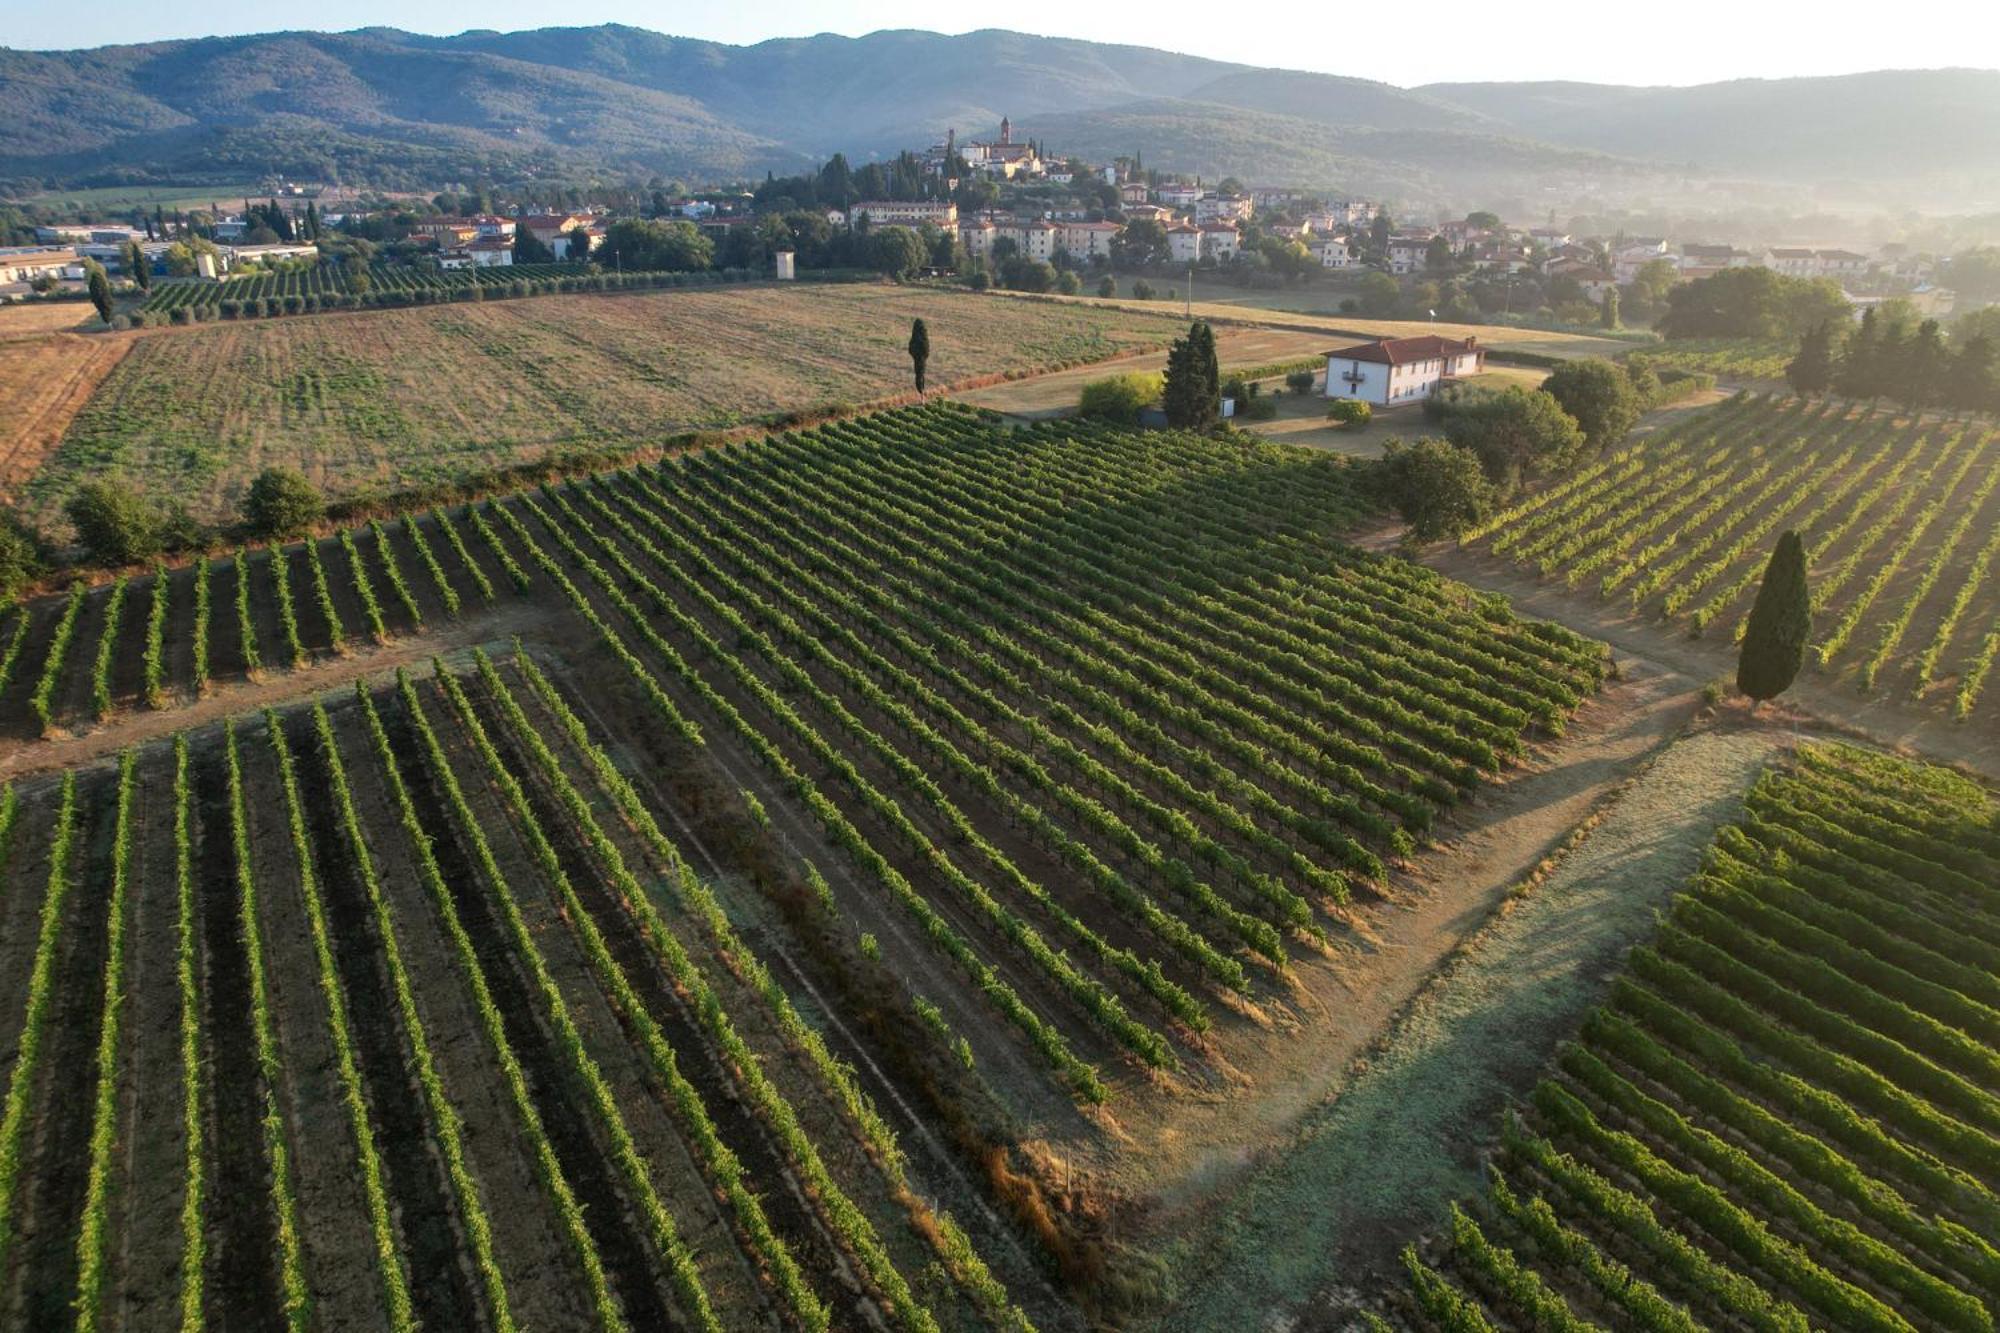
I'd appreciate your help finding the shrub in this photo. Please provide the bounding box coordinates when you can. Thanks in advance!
[1132,279,1155,300]
[1369,438,1497,544]
[0,513,41,602]
[243,467,324,539]
[66,480,161,565]
[1327,398,1373,429]
[1286,369,1317,395]
[1542,357,1643,453]
[1078,372,1164,425]
[1055,270,1082,295]
[1097,276,1116,298]
[968,271,991,292]
[169,306,192,326]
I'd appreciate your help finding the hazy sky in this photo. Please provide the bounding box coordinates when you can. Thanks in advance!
[12,0,1999,86]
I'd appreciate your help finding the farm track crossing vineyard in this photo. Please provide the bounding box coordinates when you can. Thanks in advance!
[0,402,1604,1328]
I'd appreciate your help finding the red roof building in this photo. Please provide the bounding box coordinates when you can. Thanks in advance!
[1324,335,1484,406]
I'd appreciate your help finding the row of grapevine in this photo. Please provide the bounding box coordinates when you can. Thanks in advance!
[137,264,761,324]
[1374,742,2000,1332]
[4,509,481,737]
[464,401,1597,1109]
[1466,393,2000,716]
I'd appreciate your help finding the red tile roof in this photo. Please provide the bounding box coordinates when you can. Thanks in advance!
[1325,335,1481,366]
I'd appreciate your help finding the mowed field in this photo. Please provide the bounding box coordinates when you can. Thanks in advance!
[0,334,132,503]
[1462,393,2000,722]
[1383,741,2000,1333]
[25,284,1189,528]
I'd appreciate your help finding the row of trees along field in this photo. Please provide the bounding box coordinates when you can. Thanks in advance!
[1786,307,2000,413]
[1378,741,2000,1333]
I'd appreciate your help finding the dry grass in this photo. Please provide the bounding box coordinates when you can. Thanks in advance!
[0,304,103,342]
[952,326,1330,418]
[988,290,1637,358]
[30,283,1189,527]
[0,333,132,503]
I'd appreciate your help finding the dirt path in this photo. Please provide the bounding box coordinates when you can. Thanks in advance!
[0,602,547,781]
[1080,652,1695,1264]
[1155,720,1788,1330]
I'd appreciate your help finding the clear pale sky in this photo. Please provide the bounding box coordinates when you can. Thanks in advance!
[11,0,1998,86]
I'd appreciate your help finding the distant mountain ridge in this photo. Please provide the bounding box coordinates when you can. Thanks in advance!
[1,26,1994,195]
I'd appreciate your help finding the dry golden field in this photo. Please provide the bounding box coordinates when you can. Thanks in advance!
[26,283,1189,526]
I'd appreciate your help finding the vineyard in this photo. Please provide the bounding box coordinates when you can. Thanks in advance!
[1461,392,2000,719]
[0,401,1614,1326]
[1378,741,2000,1333]
[1629,338,1795,382]
[132,262,742,319]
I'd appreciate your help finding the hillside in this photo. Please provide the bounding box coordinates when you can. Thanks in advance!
[5,25,1995,193]
[1422,68,2000,183]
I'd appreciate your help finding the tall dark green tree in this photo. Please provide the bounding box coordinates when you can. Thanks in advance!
[1835,307,1881,398]
[908,317,930,394]
[1162,321,1221,430]
[1599,287,1620,330]
[84,259,113,325]
[1901,319,1948,411]
[1737,530,1812,706]
[122,240,150,292]
[567,225,594,262]
[1950,333,1999,414]
[1785,321,1836,394]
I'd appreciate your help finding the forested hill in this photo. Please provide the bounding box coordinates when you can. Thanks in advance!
[1,25,1993,192]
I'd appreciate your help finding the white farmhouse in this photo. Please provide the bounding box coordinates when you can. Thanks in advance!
[1324,335,1484,407]
[1312,237,1358,270]
[1199,223,1240,261]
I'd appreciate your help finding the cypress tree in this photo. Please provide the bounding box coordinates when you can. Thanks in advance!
[1162,320,1220,430]
[84,260,113,325]
[1785,321,1835,395]
[1901,319,1947,411]
[1835,307,1879,399]
[1737,529,1812,706]
[908,317,930,394]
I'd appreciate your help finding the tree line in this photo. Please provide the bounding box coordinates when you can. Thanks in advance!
[1785,308,1997,413]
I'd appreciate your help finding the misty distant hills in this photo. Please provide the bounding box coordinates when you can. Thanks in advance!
[1,25,1994,196]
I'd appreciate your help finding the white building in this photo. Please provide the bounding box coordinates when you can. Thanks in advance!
[1199,223,1240,262]
[1194,194,1252,225]
[1611,237,1671,283]
[1312,237,1358,270]
[441,240,515,270]
[0,249,76,285]
[1324,335,1484,407]
[1059,220,1122,261]
[1386,234,1436,275]
[1166,223,1202,264]
[1155,185,1203,208]
[1018,219,1058,261]
[848,200,959,230]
